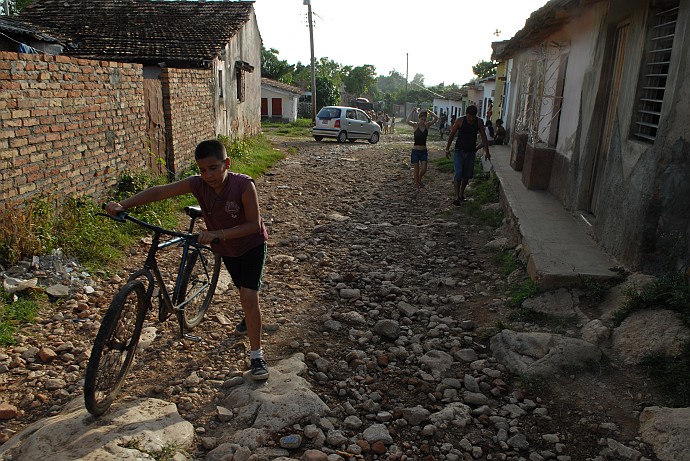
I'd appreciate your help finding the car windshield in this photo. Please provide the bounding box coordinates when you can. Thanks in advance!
[317,107,341,119]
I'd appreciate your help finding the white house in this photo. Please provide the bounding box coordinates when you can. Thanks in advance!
[261,77,303,122]
[432,90,467,123]
[493,0,690,274]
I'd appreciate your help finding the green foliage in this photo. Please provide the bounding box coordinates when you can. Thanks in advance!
[472,60,498,79]
[315,76,339,109]
[639,342,690,407]
[508,279,540,307]
[344,65,377,95]
[4,0,33,15]
[217,134,252,164]
[492,249,521,276]
[262,118,312,137]
[464,170,503,228]
[230,134,286,179]
[261,47,295,82]
[612,273,690,407]
[613,272,690,327]
[0,289,41,345]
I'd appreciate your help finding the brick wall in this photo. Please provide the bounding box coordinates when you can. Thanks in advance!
[161,67,214,177]
[0,51,147,211]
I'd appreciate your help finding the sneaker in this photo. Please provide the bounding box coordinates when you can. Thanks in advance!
[250,358,269,380]
[235,317,247,334]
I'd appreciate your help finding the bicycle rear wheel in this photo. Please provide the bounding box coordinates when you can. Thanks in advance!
[84,280,147,416]
[178,247,220,329]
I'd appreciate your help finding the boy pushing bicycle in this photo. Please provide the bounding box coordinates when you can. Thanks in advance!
[105,139,270,380]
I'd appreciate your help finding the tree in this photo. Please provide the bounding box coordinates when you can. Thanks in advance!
[261,47,295,83]
[315,76,338,110]
[343,64,377,96]
[3,0,32,15]
[472,60,498,79]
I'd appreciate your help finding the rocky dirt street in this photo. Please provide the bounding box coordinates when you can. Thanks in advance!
[0,128,672,460]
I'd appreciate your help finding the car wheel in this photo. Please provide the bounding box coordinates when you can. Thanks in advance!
[368,132,380,144]
[337,131,348,143]
[313,136,323,142]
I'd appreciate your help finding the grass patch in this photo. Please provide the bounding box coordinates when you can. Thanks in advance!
[492,249,522,276]
[0,289,42,345]
[508,278,540,308]
[0,133,287,271]
[613,272,690,326]
[612,272,690,407]
[261,118,312,137]
[639,342,690,407]
[224,134,287,179]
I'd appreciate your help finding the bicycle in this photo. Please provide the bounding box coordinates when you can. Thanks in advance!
[84,205,221,416]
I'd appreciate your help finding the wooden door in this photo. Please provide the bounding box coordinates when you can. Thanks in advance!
[271,98,282,118]
[143,78,166,175]
[589,21,629,215]
[261,98,268,117]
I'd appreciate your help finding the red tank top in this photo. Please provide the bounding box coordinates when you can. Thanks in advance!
[189,174,267,257]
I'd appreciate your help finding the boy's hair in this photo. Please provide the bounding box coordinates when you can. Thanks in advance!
[466,105,478,116]
[195,139,227,161]
[496,118,503,125]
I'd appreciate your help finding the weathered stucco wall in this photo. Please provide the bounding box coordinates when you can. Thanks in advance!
[0,51,147,211]
[214,9,262,140]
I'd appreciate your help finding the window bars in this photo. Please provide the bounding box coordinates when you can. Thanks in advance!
[632,3,678,143]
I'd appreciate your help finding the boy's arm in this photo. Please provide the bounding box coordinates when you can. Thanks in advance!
[105,178,193,215]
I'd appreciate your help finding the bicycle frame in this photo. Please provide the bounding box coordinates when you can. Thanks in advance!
[101,208,216,340]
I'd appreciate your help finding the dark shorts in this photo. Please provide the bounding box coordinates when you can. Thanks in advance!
[453,149,476,182]
[221,243,266,291]
[411,149,428,164]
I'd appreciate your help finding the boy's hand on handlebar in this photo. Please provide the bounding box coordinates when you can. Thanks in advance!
[198,230,221,245]
[104,201,125,216]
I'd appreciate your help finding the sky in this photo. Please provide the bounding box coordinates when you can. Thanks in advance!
[252,0,550,87]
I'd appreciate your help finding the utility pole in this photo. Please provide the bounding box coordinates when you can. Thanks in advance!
[404,53,409,120]
[304,0,317,124]
[4,0,10,15]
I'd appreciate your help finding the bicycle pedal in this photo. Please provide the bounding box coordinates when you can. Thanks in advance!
[183,333,203,342]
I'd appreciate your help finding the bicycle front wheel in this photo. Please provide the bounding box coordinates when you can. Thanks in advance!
[84,280,147,416]
[178,247,220,329]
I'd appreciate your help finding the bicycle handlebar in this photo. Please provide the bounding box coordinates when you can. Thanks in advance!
[97,211,220,244]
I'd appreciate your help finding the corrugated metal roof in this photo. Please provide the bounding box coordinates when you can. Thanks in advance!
[17,0,254,67]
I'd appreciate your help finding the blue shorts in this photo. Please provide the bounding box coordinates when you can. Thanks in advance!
[222,243,266,291]
[411,149,428,164]
[453,149,476,182]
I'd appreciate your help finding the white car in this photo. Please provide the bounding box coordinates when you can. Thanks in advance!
[312,106,380,144]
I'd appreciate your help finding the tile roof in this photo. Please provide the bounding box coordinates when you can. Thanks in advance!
[261,77,304,95]
[492,0,606,61]
[18,0,255,68]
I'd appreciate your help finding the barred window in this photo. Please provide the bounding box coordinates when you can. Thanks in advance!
[631,2,679,143]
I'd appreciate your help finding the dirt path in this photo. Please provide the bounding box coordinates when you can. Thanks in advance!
[0,128,661,459]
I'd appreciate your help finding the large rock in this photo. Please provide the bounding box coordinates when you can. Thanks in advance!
[490,330,602,378]
[612,309,690,364]
[522,288,579,317]
[639,406,690,461]
[220,353,329,448]
[0,398,193,461]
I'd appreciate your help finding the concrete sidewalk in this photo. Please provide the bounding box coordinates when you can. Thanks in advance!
[489,144,619,289]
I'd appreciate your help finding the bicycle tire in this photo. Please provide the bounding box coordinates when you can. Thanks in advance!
[84,280,147,416]
[178,247,220,329]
